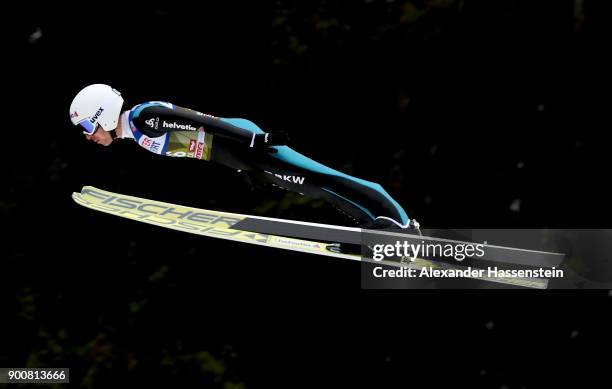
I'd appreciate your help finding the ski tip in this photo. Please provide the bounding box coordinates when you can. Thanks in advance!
[80,185,98,193]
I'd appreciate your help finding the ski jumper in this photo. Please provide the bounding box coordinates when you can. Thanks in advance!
[120,101,411,228]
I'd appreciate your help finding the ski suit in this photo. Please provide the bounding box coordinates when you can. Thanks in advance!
[120,101,411,228]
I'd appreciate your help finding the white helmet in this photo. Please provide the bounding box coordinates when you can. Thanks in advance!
[69,84,124,134]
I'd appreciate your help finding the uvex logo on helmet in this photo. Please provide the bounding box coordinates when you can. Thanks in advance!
[89,107,104,124]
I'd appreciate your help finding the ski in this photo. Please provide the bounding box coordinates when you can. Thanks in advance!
[72,186,552,289]
[72,187,358,261]
[232,216,563,268]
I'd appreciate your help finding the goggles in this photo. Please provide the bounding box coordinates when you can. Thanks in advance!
[78,119,99,135]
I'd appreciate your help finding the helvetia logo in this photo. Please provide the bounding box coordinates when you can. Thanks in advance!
[163,121,197,131]
[89,107,104,123]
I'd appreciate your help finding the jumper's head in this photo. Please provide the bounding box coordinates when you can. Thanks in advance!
[69,84,124,146]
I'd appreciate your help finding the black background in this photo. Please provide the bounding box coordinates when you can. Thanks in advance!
[4,1,611,387]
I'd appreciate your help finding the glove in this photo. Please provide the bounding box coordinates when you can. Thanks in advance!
[253,131,290,148]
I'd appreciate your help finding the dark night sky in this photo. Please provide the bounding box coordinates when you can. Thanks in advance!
[4,1,612,387]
